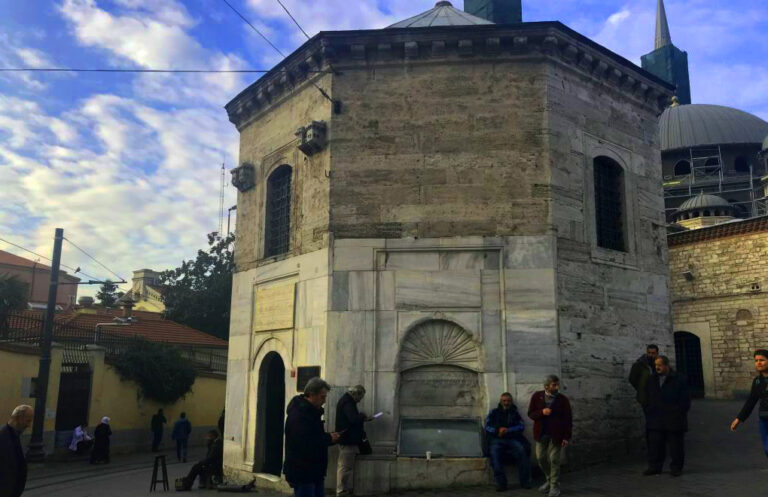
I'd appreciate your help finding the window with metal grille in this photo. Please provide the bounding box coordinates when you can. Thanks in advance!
[265,165,292,257]
[593,156,626,252]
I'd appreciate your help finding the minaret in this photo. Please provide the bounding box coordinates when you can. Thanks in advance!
[464,0,522,24]
[654,0,672,49]
[641,0,692,104]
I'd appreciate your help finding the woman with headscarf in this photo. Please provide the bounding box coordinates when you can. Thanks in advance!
[90,417,112,464]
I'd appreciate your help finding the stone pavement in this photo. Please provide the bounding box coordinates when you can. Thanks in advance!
[23,400,767,496]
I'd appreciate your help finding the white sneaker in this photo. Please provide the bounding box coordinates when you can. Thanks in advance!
[538,482,550,494]
[548,485,561,497]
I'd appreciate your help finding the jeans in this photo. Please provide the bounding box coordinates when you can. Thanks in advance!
[489,439,531,488]
[293,479,325,497]
[647,430,685,472]
[759,418,768,458]
[176,438,188,462]
[535,439,562,488]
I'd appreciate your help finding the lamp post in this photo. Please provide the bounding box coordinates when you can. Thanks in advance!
[26,228,63,461]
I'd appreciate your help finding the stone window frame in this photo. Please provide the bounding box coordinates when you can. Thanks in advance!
[259,161,295,261]
[582,135,638,269]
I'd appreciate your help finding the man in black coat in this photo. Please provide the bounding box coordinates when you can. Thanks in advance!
[181,429,224,490]
[284,377,339,497]
[643,355,691,477]
[0,405,34,497]
[335,385,370,496]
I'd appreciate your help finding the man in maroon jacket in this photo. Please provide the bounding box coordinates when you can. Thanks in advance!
[528,375,572,497]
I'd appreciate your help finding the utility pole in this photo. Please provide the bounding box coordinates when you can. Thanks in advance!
[27,227,63,461]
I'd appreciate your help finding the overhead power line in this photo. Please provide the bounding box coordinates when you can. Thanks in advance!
[219,0,287,57]
[0,68,328,74]
[0,236,101,281]
[276,0,310,40]
[63,237,126,283]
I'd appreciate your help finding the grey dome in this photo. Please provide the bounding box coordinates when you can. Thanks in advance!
[660,104,768,152]
[387,1,493,29]
[676,193,731,213]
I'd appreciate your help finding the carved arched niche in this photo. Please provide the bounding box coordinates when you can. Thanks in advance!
[398,320,483,420]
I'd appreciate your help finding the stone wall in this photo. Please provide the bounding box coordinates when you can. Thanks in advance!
[546,59,673,463]
[233,75,333,271]
[330,59,550,239]
[669,228,768,398]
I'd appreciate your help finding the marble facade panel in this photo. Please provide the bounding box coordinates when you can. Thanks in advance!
[481,270,501,310]
[228,335,251,361]
[505,268,556,310]
[326,311,374,385]
[377,251,440,271]
[377,271,395,310]
[295,276,328,329]
[439,251,485,270]
[333,246,376,271]
[481,311,503,372]
[395,270,481,309]
[504,236,555,270]
[375,311,398,372]
[349,271,376,310]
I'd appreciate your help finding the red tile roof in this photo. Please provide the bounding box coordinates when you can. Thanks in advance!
[668,216,768,247]
[53,310,228,348]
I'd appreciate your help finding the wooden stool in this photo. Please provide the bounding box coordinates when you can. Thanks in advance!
[150,455,169,492]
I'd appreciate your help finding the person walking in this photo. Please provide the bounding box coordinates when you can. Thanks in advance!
[335,385,371,496]
[730,349,768,458]
[172,412,193,462]
[528,375,572,497]
[90,417,112,464]
[180,430,224,490]
[150,408,167,452]
[0,405,34,497]
[284,377,339,497]
[643,355,691,477]
[485,392,532,492]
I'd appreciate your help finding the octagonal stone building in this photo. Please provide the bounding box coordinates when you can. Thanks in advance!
[223,2,674,493]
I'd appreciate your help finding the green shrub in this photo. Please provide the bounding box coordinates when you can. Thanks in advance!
[111,339,197,404]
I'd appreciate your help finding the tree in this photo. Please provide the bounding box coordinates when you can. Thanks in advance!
[111,339,196,403]
[96,280,118,307]
[159,233,234,340]
[0,274,28,337]
[0,274,28,313]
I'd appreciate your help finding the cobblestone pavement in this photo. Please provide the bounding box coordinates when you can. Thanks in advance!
[24,400,767,496]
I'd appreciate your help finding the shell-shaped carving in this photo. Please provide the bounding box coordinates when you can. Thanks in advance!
[399,320,480,371]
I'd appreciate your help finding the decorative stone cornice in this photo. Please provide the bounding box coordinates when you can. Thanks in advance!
[225,22,675,130]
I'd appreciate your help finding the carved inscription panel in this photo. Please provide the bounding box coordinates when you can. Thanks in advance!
[253,282,296,332]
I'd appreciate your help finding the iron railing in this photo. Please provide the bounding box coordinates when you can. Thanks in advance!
[0,312,227,373]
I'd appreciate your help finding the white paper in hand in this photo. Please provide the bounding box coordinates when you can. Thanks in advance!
[373,412,384,419]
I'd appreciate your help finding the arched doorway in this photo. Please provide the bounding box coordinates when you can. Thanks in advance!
[256,352,285,475]
[674,332,705,398]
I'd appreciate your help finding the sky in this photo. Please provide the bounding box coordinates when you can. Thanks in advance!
[1,0,766,298]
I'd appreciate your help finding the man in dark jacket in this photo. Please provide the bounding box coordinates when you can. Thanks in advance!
[150,408,166,452]
[0,405,34,497]
[485,393,531,492]
[181,429,223,490]
[629,344,659,409]
[335,385,370,496]
[528,375,572,497]
[643,355,691,477]
[284,377,339,497]
[730,349,768,458]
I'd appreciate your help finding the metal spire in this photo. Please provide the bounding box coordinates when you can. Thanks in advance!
[655,0,672,49]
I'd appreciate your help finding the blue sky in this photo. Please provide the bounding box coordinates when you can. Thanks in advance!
[1,0,766,297]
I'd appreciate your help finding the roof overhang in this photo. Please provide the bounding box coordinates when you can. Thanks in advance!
[225,21,675,131]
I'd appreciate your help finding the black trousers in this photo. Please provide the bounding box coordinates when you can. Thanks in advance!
[648,429,685,472]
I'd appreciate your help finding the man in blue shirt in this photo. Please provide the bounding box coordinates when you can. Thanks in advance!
[485,392,532,492]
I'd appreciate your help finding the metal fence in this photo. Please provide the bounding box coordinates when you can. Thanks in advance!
[0,312,227,374]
